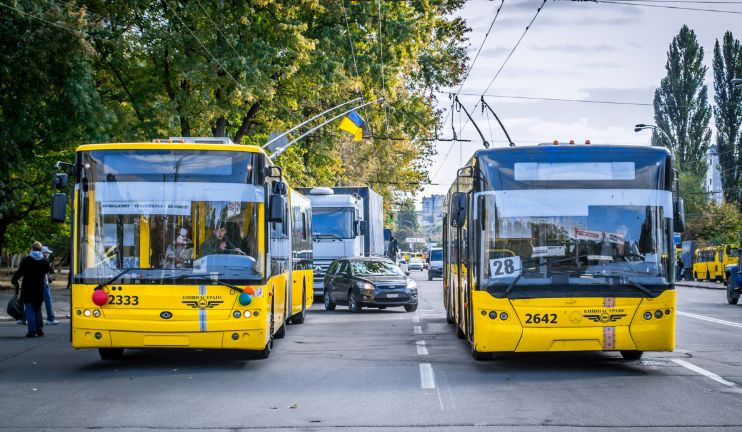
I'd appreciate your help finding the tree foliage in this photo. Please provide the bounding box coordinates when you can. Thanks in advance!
[712,31,742,208]
[0,0,469,258]
[394,198,420,244]
[653,25,712,179]
[687,201,742,245]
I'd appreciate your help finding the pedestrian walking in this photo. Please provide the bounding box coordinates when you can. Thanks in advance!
[11,241,52,338]
[41,246,60,325]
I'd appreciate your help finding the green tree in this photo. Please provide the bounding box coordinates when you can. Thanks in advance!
[712,31,742,208]
[653,25,712,178]
[394,198,420,244]
[0,2,105,258]
[692,202,742,244]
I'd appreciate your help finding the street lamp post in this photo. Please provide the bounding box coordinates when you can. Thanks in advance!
[634,123,674,151]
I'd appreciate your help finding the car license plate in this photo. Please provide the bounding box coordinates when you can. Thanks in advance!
[387,294,399,298]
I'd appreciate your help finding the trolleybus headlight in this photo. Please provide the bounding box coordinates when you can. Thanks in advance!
[83,309,91,317]
[244,310,251,317]
[489,311,497,320]
[643,311,652,320]
[500,312,508,321]
[654,310,663,319]
[233,311,241,319]
[92,290,107,306]
[92,310,101,318]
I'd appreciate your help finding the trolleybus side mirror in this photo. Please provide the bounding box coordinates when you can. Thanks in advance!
[269,194,286,223]
[53,173,68,189]
[50,193,67,223]
[674,197,686,233]
[450,192,467,227]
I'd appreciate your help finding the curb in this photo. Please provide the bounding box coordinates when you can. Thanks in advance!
[677,281,725,291]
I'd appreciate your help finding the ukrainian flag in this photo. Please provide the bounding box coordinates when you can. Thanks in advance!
[338,111,364,141]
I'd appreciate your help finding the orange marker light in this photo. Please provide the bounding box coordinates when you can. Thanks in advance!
[585,140,591,145]
[569,140,575,145]
[244,286,255,295]
[553,140,559,145]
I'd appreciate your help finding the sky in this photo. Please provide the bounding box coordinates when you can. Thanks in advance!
[419,0,742,202]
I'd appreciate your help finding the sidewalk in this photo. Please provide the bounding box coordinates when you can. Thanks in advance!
[0,281,71,322]
[677,280,726,290]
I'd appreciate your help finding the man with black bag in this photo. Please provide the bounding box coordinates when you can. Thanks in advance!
[11,241,52,338]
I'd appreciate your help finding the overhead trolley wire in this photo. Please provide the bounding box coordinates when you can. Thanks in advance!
[191,0,303,125]
[588,0,742,13]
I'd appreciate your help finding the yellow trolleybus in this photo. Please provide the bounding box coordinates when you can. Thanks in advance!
[442,143,685,360]
[692,245,739,282]
[51,137,312,360]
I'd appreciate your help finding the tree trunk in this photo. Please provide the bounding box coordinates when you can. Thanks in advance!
[214,116,226,137]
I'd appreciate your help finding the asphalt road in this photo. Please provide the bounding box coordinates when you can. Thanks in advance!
[1,271,741,431]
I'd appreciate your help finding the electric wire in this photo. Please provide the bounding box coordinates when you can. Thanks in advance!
[592,0,742,14]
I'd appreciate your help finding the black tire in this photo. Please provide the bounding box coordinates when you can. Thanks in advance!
[404,303,418,312]
[98,348,124,360]
[324,290,336,311]
[727,283,740,305]
[348,290,362,313]
[620,350,643,360]
[456,324,465,339]
[378,306,387,310]
[446,308,455,324]
[428,272,433,281]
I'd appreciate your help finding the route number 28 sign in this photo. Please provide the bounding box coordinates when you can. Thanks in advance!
[489,256,522,279]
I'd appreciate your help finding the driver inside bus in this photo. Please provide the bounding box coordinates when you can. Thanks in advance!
[199,222,243,256]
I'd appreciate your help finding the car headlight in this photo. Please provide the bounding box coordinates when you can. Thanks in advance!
[407,278,417,289]
[360,282,375,292]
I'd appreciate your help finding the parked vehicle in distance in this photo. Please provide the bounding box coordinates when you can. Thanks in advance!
[408,257,424,271]
[323,258,418,313]
[427,247,443,280]
[725,233,742,305]
[693,244,739,282]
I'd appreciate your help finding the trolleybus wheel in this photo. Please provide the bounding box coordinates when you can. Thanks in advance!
[324,291,336,311]
[252,343,271,359]
[275,320,286,339]
[456,324,465,339]
[727,283,739,305]
[446,308,454,324]
[620,350,643,360]
[98,348,124,360]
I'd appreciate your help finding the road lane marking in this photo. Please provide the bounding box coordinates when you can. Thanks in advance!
[412,315,420,323]
[419,363,435,389]
[414,325,422,334]
[416,340,428,355]
[677,311,742,329]
[671,359,737,387]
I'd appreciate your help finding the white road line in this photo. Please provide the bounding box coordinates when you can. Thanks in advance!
[677,311,742,329]
[412,315,420,323]
[419,363,436,389]
[671,358,737,387]
[414,325,422,334]
[416,340,429,355]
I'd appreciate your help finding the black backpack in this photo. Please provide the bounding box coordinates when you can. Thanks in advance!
[6,288,24,320]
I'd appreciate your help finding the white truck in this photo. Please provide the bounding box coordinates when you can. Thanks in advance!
[297,186,384,298]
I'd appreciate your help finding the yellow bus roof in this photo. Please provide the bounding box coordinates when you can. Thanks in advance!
[76,142,266,155]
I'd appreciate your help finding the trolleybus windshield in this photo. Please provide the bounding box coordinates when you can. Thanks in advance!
[75,150,265,284]
[476,151,673,297]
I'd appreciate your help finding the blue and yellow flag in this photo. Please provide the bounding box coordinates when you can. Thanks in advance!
[338,111,364,141]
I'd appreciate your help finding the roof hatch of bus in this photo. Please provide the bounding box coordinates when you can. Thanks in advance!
[309,187,334,195]
[539,140,592,146]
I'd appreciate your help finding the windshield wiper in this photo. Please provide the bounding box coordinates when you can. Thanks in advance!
[172,274,245,293]
[93,267,148,290]
[313,233,343,240]
[603,274,655,297]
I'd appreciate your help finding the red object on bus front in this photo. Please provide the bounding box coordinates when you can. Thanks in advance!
[92,290,107,306]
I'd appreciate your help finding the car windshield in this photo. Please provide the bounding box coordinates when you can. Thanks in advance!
[477,190,673,295]
[75,150,265,284]
[351,261,405,277]
[312,207,354,239]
